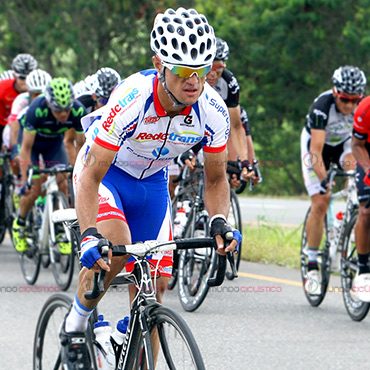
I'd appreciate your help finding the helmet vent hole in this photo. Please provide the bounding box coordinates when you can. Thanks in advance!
[186,20,194,29]
[189,34,197,45]
[161,36,167,45]
[197,27,204,36]
[181,42,188,54]
[158,26,164,35]
[173,54,182,62]
[174,17,183,24]
[172,38,179,49]
[191,49,198,60]
[194,17,201,25]
[167,24,175,33]
[177,26,185,36]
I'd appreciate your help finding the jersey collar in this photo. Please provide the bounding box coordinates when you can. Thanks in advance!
[153,74,192,117]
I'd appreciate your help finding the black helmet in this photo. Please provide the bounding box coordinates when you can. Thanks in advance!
[95,68,121,99]
[332,66,366,95]
[12,53,38,75]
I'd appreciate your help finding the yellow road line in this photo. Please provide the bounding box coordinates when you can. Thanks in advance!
[238,271,302,287]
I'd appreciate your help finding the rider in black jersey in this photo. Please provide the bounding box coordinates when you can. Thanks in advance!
[301,65,366,295]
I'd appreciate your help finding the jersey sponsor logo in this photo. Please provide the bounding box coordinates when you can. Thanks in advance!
[134,131,202,145]
[184,115,193,125]
[313,109,327,120]
[102,87,140,132]
[72,107,85,117]
[144,115,160,124]
[102,104,122,132]
[36,107,49,118]
[152,147,169,157]
[209,98,229,119]
[98,195,109,203]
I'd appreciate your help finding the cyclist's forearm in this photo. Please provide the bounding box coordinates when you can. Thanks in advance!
[246,135,255,161]
[230,124,248,161]
[75,173,100,233]
[204,179,230,219]
[352,139,370,172]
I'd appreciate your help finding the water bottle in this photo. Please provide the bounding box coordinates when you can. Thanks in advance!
[94,314,114,370]
[330,211,343,271]
[36,196,45,227]
[107,317,130,368]
[173,205,187,239]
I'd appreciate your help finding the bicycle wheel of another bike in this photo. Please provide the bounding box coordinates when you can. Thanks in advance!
[19,207,41,285]
[33,293,98,370]
[167,249,179,291]
[226,189,243,280]
[177,212,216,312]
[300,207,331,307]
[135,306,205,370]
[341,210,370,321]
[50,191,75,291]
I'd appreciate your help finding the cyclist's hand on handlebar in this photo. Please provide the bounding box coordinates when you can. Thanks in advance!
[241,160,255,182]
[80,228,112,272]
[210,216,242,255]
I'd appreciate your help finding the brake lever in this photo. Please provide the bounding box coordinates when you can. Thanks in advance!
[84,241,110,300]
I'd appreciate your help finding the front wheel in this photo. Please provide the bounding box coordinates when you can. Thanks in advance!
[33,293,97,370]
[135,306,205,370]
[49,191,75,291]
[19,205,41,285]
[341,210,370,321]
[300,207,331,307]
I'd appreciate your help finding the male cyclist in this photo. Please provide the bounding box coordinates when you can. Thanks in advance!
[301,65,366,294]
[0,53,37,148]
[6,69,52,205]
[59,7,241,369]
[77,67,121,114]
[206,37,260,185]
[350,95,370,301]
[12,77,86,253]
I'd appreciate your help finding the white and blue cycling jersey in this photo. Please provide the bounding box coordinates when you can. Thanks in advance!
[80,69,230,179]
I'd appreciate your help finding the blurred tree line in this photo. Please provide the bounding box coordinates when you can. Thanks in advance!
[1,0,370,196]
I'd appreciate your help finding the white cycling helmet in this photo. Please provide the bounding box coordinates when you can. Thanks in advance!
[95,67,121,99]
[332,66,366,95]
[12,53,38,75]
[26,69,52,94]
[0,70,15,80]
[215,37,229,61]
[151,7,216,66]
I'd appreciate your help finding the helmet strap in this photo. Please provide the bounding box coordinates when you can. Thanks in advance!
[158,67,187,109]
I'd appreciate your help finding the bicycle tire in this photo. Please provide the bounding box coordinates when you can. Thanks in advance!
[19,204,41,285]
[300,207,331,307]
[49,191,75,291]
[177,211,217,312]
[341,210,370,321]
[226,189,243,280]
[166,250,179,291]
[33,293,98,370]
[135,306,205,370]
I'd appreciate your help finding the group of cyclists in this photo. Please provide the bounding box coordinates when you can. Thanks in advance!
[1,5,370,369]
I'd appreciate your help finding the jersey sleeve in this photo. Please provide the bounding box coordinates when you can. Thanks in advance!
[223,70,240,108]
[22,99,39,133]
[92,79,141,152]
[202,92,230,153]
[71,101,86,133]
[353,96,370,141]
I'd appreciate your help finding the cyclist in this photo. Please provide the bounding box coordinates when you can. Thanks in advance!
[6,69,52,206]
[301,65,366,295]
[12,77,86,253]
[59,7,241,369]
[206,37,260,184]
[77,67,121,114]
[0,53,38,148]
[351,95,370,301]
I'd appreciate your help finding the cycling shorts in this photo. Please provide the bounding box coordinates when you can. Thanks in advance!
[31,135,68,168]
[74,160,173,278]
[301,128,352,196]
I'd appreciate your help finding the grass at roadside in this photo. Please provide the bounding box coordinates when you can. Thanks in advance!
[241,221,303,270]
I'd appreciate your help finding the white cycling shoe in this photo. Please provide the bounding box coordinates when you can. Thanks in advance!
[304,269,321,295]
[354,273,370,302]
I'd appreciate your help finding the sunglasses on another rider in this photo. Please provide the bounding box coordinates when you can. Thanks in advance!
[51,106,71,113]
[335,91,362,104]
[211,62,226,72]
[15,73,27,80]
[97,97,109,105]
[162,61,212,79]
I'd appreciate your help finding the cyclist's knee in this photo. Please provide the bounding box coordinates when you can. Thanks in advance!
[358,204,370,226]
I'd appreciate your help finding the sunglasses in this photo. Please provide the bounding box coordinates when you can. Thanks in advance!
[336,91,362,104]
[211,62,226,72]
[51,106,71,113]
[98,97,109,105]
[162,62,211,79]
[15,73,27,80]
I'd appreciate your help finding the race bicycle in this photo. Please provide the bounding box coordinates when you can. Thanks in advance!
[19,165,76,290]
[300,163,358,307]
[0,149,15,244]
[33,208,229,369]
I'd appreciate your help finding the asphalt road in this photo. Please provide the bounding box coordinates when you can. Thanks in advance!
[1,229,370,370]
